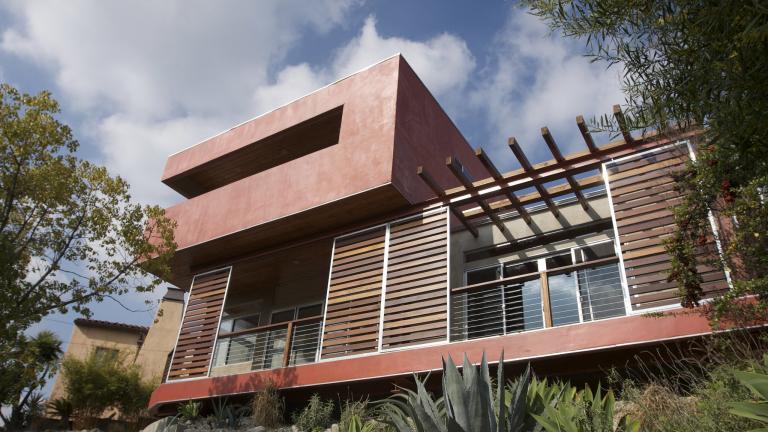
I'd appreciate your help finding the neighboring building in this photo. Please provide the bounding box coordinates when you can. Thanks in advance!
[147,55,730,412]
[50,288,184,411]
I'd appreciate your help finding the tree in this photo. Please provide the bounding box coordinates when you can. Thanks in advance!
[0,330,63,431]
[523,0,768,325]
[60,349,156,426]
[0,83,176,350]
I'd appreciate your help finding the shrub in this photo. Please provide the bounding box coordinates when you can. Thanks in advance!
[48,398,73,427]
[208,397,249,429]
[61,348,156,425]
[251,382,284,428]
[292,394,335,431]
[177,400,201,422]
[339,399,368,432]
[730,354,768,427]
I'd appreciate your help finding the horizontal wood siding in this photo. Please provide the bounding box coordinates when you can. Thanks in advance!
[381,210,449,349]
[168,268,230,380]
[321,227,386,359]
[606,144,728,310]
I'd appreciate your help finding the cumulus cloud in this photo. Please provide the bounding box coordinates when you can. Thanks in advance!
[252,16,476,119]
[1,0,358,205]
[1,5,474,206]
[470,10,624,168]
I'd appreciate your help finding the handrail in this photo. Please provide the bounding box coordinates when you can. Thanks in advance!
[451,256,619,294]
[218,314,323,339]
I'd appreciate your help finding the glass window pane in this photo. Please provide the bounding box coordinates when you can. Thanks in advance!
[270,309,295,324]
[545,254,573,270]
[233,314,260,331]
[297,304,323,319]
[503,278,543,332]
[578,262,625,321]
[580,242,616,262]
[466,266,500,285]
[548,272,580,326]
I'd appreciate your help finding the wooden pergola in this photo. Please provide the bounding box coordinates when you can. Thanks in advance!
[417,105,696,239]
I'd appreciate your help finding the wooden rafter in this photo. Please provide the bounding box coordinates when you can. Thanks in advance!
[417,166,478,237]
[613,105,634,144]
[541,127,589,210]
[576,115,598,153]
[474,148,532,224]
[508,137,561,218]
[446,156,514,241]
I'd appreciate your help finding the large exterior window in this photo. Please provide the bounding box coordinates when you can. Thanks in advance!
[452,240,626,341]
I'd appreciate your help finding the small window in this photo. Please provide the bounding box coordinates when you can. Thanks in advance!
[466,266,500,285]
[233,314,260,331]
[297,304,323,319]
[270,309,296,324]
[94,347,119,362]
[575,242,616,263]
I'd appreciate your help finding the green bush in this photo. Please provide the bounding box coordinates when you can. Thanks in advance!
[730,354,768,429]
[292,394,335,431]
[61,348,156,425]
[339,399,369,432]
[534,385,639,432]
[251,382,284,428]
[177,400,201,422]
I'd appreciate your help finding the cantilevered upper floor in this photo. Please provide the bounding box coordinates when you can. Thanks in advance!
[161,55,484,288]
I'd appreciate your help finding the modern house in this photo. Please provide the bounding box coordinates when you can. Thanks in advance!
[147,55,729,412]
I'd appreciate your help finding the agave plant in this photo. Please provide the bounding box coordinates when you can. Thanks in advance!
[533,385,639,432]
[379,351,551,432]
[730,355,768,430]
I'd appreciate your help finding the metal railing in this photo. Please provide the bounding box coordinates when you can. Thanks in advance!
[212,315,323,371]
[450,257,625,341]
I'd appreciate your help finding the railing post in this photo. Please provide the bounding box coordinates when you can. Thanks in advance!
[282,322,294,368]
[540,272,553,327]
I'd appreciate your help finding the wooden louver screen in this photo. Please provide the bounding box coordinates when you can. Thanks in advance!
[321,227,386,359]
[167,268,230,380]
[606,144,729,310]
[381,210,448,349]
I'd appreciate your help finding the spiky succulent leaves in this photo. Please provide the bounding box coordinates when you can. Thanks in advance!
[730,364,768,428]
[505,364,532,432]
[378,395,420,432]
[413,373,447,432]
[496,351,506,432]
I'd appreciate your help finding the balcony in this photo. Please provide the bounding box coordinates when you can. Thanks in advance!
[451,243,627,342]
[210,314,323,376]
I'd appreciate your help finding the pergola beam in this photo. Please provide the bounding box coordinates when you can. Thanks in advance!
[475,147,532,224]
[576,115,598,153]
[508,137,561,218]
[417,166,478,237]
[446,156,513,241]
[541,127,589,210]
[613,105,634,144]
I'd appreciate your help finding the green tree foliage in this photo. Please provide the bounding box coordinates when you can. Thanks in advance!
[60,348,156,424]
[0,83,177,350]
[523,0,768,323]
[0,330,63,431]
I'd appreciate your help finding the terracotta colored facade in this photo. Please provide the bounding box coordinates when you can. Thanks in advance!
[148,55,728,412]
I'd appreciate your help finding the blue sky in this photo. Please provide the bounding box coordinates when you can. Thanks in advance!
[0,0,624,395]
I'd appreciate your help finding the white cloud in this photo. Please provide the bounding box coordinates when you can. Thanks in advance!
[1,0,357,205]
[1,5,475,206]
[251,16,476,119]
[470,10,624,167]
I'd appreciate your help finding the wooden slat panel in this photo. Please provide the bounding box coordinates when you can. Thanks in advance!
[167,267,230,380]
[607,145,728,311]
[320,227,386,359]
[381,210,448,350]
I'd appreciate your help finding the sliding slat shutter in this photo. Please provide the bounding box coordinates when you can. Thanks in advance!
[382,210,449,349]
[606,144,728,310]
[321,227,386,359]
[167,268,230,380]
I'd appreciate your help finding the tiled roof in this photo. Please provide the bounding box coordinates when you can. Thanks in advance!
[73,318,149,334]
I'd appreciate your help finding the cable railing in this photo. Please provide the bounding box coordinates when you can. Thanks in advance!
[212,315,323,371]
[451,257,625,341]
